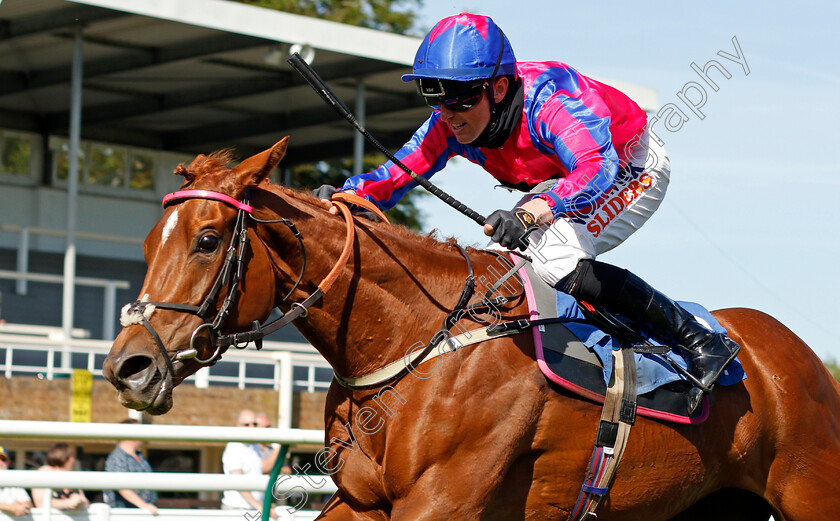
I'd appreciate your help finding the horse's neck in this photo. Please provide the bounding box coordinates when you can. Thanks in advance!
[257,187,480,378]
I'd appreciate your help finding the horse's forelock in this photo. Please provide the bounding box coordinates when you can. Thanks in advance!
[179,149,237,181]
[173,163,192,183]
[171,149,244,192]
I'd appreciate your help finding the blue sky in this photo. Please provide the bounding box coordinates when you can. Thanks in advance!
[406,1,840,361]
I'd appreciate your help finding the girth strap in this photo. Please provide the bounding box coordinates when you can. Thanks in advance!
[569,346,638,521]
[333,325,523,389]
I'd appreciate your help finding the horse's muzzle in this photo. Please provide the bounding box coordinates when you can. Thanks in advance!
[103,338,174,415]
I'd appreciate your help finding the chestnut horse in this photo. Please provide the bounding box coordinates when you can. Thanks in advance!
[103,139,840,520]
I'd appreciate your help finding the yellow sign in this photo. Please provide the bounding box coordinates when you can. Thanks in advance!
[72,369,93,394]
[70,398,92,422]
[70,369,93,422]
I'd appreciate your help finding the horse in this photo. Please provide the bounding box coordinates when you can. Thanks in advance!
[103,138,840,520]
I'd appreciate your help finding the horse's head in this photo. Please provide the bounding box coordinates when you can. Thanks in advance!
[103,138,289,414]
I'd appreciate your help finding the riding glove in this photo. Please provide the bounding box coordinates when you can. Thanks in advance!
[313,184,338,201]
[485,208,538,251]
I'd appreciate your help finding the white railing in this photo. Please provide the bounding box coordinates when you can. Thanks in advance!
[0,335,110,379]
[2,470,332,492]
[1,506,319,521]
[0,335,332,430]
[0,225,144,247]
[0,223,138,340]
[0,334,331,385]
[0,420,325,444]
[0,224,143,294]
[0,420,333,521]
[0,322,91,340]
[0,270,129,341]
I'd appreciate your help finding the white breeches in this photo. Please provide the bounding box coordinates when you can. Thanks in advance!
[523,132,671,287]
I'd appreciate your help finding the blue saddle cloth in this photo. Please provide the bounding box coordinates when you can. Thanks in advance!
[555,292,746,395]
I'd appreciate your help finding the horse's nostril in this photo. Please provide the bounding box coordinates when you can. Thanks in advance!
[118,354,153,380]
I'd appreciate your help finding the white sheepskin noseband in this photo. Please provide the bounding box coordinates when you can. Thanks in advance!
[120,294,156,327]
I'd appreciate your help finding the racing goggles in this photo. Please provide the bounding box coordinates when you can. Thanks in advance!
[416,79,487,112]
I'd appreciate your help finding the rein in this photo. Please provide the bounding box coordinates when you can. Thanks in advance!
[123,186,523,395]
[334,249,527,390]
[121,188,389,368]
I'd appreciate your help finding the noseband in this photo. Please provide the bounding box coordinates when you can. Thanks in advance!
[121,188,386,371]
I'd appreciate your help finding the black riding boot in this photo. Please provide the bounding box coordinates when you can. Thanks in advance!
[613,271,741,412]
[559,260,741,414]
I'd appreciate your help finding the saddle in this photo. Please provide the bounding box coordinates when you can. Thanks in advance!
[515,259,745,423]
[505,256,746,521]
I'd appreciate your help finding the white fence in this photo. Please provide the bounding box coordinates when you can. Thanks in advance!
[1,507,319,521]
[0,420,334,521]
[0,331,334,430]
[0,270,128,341]
[0,223,139,341]
[0,224,143,296]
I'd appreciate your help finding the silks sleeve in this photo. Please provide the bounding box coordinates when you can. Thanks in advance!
[341,112,456,210]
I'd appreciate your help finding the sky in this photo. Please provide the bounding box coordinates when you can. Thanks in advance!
[403,1,840,361]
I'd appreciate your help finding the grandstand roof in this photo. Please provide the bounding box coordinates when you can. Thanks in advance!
[0,0,657,165]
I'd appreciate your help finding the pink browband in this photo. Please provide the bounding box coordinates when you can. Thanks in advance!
[162,190,254,213]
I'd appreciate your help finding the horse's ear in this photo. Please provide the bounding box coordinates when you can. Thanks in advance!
[233,137,290,187]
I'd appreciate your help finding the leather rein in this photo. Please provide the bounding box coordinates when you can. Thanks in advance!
[120,189,388,370]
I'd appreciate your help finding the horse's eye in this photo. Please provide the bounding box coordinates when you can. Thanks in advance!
[198,234,220,253]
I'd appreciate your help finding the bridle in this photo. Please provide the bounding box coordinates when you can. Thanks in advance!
[120,188,388,374]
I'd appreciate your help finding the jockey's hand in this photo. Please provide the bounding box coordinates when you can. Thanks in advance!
[313,184,338,202]
[484,208,538,250]
[312,185,347,215]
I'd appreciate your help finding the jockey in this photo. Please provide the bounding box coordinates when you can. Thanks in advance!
[314,12,739,413]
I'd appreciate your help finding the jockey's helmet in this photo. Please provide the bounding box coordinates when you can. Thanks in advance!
[402,13,517,102]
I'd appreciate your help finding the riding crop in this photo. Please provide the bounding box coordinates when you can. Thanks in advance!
[287,52,486,226]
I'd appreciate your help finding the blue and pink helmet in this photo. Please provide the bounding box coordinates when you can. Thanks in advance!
[403,13,517,97]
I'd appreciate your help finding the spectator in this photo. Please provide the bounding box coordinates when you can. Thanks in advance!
[31,442,89,510]
[254,412,286,473]
[221,409,275,517]
[0,446,33,516]
[103,419,158,514]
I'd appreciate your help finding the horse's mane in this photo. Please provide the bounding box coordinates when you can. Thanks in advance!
[266,182,487,258]
[180,147,490,259]
[206,149,236,165]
